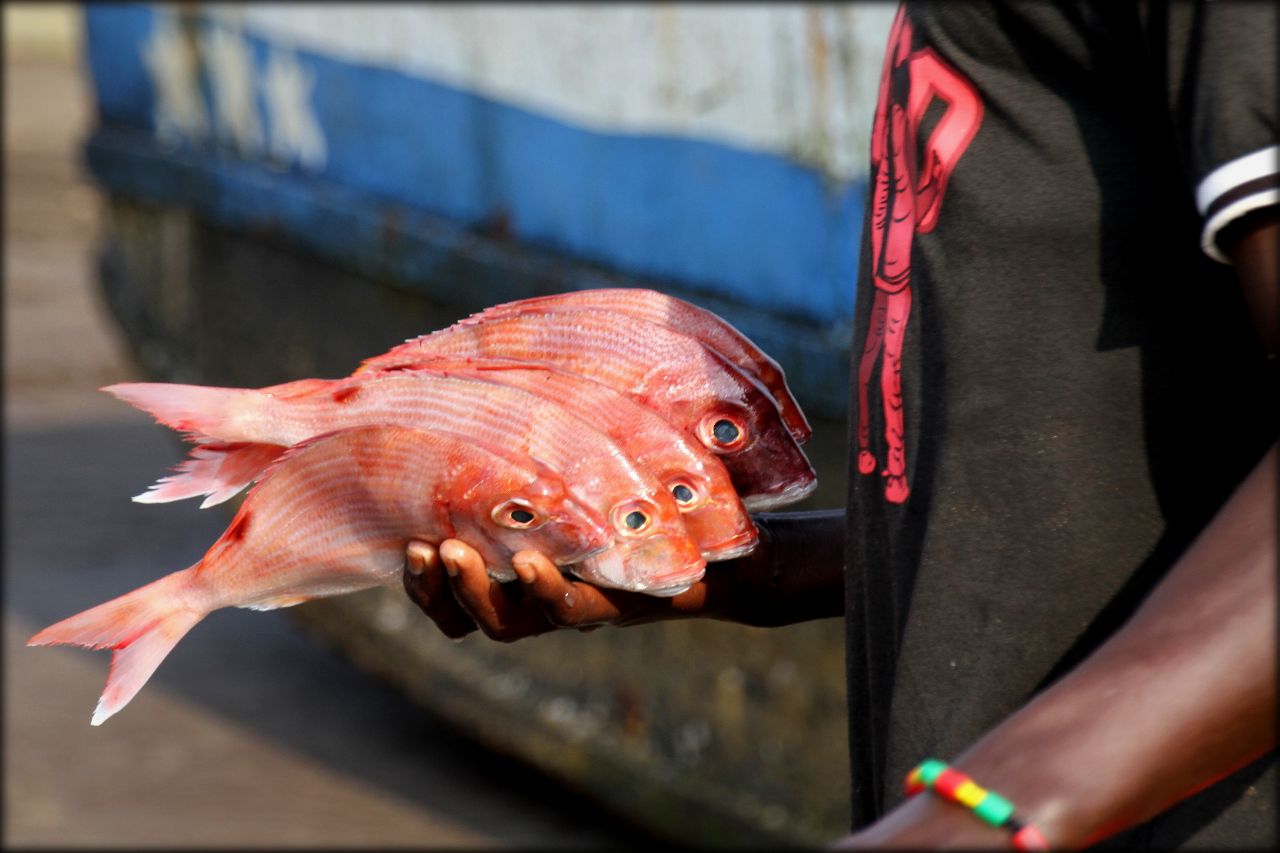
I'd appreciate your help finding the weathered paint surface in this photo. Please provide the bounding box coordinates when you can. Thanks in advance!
[82,4,894,327]
[228,4,896,181]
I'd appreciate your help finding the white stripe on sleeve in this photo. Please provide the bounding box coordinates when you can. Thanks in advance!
[1196,145,1280,264]
[1196,145,1279,214]
[1201,188,1280,264]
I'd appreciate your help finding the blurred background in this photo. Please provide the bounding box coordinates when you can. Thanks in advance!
[5,3,893,848]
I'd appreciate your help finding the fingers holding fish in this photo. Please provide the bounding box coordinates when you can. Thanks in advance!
[506,548,715,630]
[448,543,643,634]
[510,548,628,628]
[442,542,639,638]
[422,541,698,638]
[435,541,563,641]
[402,540,480,640]
[417,540,579,642]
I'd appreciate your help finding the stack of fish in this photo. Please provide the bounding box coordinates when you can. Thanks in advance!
[29,288,816,725]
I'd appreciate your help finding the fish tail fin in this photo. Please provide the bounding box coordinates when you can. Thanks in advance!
[27,570,205,726]
[100,382,260,443]
[133,441,287,508]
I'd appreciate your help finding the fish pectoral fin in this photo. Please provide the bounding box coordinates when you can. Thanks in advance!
[132,442,286,508]
[238,595,314,611]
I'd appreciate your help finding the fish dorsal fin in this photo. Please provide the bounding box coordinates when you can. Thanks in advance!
[379,354,559,377]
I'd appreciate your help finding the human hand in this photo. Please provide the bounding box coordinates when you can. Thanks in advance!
[401,539,715,642]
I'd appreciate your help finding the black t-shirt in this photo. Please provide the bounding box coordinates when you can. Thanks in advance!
[844,1,1277,846]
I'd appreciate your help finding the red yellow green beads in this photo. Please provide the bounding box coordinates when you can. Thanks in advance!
[904,760,1049,850]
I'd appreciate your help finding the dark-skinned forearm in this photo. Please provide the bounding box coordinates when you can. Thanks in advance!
[930,441,1276,847]
[925,217,1280,847]
[834,216,1280,849]
[698,509,846,627]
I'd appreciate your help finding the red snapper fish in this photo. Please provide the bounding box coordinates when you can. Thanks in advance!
[410,358,759,559]
[460,288,812,444]
[28,425,613,725]
[104,371,707,595]
[121,357,759,562]
[357,310,817,510]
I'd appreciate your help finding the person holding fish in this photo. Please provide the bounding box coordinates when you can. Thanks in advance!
[399,2,1278,849]
[29,1,1274,848]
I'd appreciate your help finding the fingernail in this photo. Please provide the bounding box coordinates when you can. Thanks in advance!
[513,561,536,584]
[444,559,458,579]
[562,589,576,609]
[406,543,434,575]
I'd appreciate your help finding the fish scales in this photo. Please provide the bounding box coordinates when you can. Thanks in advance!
[271,375,650,511]
[117,362,759,561]
[459,288,812,443]
[103,373,707,593]
[384,312,739,402]
[361,311,817,509]
[203,430,459,593]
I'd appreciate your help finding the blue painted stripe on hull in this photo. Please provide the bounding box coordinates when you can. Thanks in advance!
[81,5,866,326]
[83,5,156,130]
[85,126,853,419]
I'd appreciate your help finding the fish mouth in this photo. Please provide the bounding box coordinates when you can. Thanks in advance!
[574,541,705,596]
[700,528,760,562]
[741,476,818,511]
[647,581,694,598]
[641,564,707,597]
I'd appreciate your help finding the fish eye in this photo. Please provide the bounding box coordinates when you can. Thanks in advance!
[610,500,656,536]
[698,411,750,453]
[492,500,541,530]
[713,419,739,444]
[669,480,701,509]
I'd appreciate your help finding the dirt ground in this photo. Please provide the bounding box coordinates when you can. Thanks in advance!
[2,17,645,851]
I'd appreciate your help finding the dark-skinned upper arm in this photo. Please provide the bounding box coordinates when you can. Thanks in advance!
[1220,206,1280,362]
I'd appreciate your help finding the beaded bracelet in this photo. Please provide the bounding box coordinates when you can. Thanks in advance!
[905,759,1049,851]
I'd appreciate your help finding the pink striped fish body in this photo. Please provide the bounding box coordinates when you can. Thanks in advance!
[113,360,757,561]
[103,373,706,595]
[358,310,817,510]
[460,288,812,444]
[28,424,611,725]
[397,356,759,561]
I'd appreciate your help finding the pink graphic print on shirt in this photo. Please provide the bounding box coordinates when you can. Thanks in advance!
[856,7,983,504]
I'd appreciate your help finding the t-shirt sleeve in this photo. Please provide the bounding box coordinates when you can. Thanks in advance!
[1178,0,1278,264]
